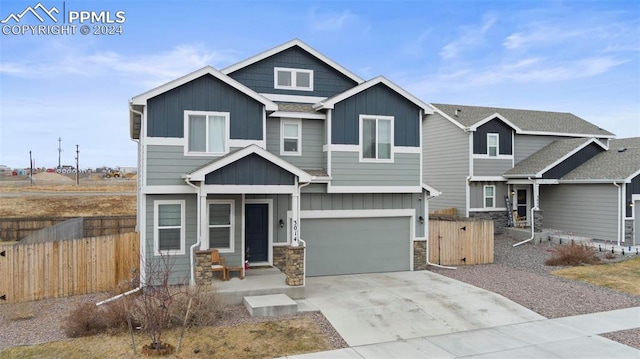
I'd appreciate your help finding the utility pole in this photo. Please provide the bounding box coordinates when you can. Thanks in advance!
[58,137,62,169]
[75,144,79,185]
[29,150,33,186]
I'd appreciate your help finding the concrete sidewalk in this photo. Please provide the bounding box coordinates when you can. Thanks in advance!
[281,307,640,358]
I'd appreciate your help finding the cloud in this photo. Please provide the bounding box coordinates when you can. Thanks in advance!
[308,8,367,33]
[439,13,497,59]
[503,25,584,50]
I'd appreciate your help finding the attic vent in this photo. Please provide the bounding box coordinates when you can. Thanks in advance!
[618,147,627,153]
[455,109,461,116]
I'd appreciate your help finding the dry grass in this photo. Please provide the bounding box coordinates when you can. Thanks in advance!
[0,195,136,218]
[0,180,136,193]
[552,257,640,296]
[0,316,332,359]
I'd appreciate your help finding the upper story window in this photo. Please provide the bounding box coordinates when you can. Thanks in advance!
[484,185,495,208]
[281,119,302,156]
[360,115,394,162]
[154,200,185,255]
[274,67,313,91]
[185,111,230,155]
[487,133,499,157]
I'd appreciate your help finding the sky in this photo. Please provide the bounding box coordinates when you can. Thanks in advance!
[0,0,639,169]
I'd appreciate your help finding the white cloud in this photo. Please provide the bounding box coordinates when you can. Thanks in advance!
[439,13,497,59]
[308,8,367,34]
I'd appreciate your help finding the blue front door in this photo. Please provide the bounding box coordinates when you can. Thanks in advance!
[245,203,268,262]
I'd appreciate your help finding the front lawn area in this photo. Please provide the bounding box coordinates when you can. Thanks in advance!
[552,257,640,296]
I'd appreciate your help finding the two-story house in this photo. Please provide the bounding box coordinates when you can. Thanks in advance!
[423,104,639,246]
[129,39,438,285]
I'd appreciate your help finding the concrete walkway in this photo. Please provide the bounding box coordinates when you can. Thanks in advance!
[280,271,640,358]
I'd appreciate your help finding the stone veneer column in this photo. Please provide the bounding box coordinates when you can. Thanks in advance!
[194,250,213,286]
[534,209,543,233]
[413,241,427,270]
[272,246,287,271]
[284,246,305,286]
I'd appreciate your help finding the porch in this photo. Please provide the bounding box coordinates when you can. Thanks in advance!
[212,267,306,305]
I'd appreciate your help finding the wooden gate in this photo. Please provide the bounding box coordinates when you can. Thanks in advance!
[429,218,494,265]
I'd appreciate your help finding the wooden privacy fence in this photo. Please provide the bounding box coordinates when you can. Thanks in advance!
[429,217,494,265]
[0,232,139,303]
[430,207,458,217]
[0,215,136,242]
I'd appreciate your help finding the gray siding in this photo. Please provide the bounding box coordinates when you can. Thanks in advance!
[540,184,618,241]
[470,182,508,209]
[514,135,563,164]
[205,153,294,185]
[245,194,291,244]
[331,151,420,187]
[422,113,469,214]
[147,145,216,186]
[147,74,263,139]
[227,46,357,97]
[332,83,420,147]
[473,158,513,176]
[300,192,424,237]
[145,194,197,284]
[266,118,325,169]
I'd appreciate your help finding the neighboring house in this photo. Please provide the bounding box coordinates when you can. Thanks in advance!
[129,39,438,284]
[421,103,634,242]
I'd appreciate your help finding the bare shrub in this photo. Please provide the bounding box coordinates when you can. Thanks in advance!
[169,285,223,328]
[545,244,601,266]
[63,300,130,338]
[604,252,617,260]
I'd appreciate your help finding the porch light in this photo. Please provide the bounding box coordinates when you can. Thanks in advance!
[279,219,285,228]
[630,202,634,207]
[419,216,424,224]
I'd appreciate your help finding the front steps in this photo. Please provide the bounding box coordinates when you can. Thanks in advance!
[243,293,298,317]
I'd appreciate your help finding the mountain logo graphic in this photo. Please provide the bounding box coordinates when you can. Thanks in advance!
[1,2,59,24]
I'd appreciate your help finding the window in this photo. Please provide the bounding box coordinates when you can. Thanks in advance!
[280,119,301,155]
[484,185,495,208]
[154,200,185,255]
[274,67,313,91]
[487,133,499,157]
[360,115,393,161]
[208,201,234,252]
[185,111,229,155]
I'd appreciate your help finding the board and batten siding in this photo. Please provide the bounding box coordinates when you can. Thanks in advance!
[331,83,420,147]
[473,119,513,155]
[146,145,218,186]
[473,158,513,176]
[146,74,263,140]
[422,113,469,214]
[266,118,325,169]
[204,153,295,185]
[226,46,357,98]
[244,194,291,244]
[300,192,424,237]
[331,151,420,187]
[625,173,640,218]
[540,184,618,241]
[469,182,508,209]
[514,135,564,164]
[542,143,603,179]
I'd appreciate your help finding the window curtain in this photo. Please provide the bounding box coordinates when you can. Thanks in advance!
[208,115,226,153]
[188,115,206,152]
[378,120,391,159]
[363,119,376,158]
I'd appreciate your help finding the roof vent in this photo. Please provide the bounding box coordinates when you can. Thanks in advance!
[618,147,627,153]
[454,109,461,116]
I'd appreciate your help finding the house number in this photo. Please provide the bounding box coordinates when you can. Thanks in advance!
[292,220,298,241]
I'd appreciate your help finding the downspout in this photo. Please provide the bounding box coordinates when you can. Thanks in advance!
[424,190,456,269]
[613,182,621,246]
[297,181,311,286]
[184,176,201,286]
[513,177,539,247]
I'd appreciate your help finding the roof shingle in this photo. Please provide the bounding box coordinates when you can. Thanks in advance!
[562,137,640,181]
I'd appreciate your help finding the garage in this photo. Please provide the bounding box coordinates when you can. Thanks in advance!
[302,216,411,276]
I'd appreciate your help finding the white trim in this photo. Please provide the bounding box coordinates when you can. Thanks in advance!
[245,199,274,265]
[323,144,359,152]
[422,182,442,197]
[274,67,314,91]
[469,207,508,212]
[517,130,615,139]
[470,176,507,182]
[143,185,196,194]
[359,114,395,163]
[145,137,184,146]
[473,154,514,160]
[301,208,414,219]
[222,39,364,84]
[206,200,235,253]
[327,109,332,176]
[625,168,640,183]
[395,146,421,154]
[280,118,302,156]
[153,199,186,256]
[414,237,427,242]
[131,66,277,111]
[270,111,325,120]
[241,194,246,265]
[228,139,266,149]
[327,185,422,193]
[483,185,496,208]
[487,133,499,157]
[261,93,327,103]
[428,105,467,131]
[189,144,312,182]
[536,179,559,185]
[184,110,230,156]
[314,76,432,113]
[559,179,627,184]
[202,185,296,194]
[471,113,521,132]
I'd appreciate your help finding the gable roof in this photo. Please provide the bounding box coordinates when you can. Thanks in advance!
[561,137,640,182]
[221,39,364,85]
[130,66,278,111]
[504,137,607,178]
[313,76,433,114]
[188,145,312,183]
[430,103,615,138]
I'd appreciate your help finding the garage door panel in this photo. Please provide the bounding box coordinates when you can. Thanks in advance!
[303,217,410,276]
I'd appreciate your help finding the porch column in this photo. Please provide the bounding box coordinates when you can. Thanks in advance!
[199,190,207,250]
[291,177,299,247]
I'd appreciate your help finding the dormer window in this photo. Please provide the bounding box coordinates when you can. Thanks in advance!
[274,67,313,91]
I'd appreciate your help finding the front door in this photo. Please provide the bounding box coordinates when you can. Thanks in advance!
[245,203,269,263]
[516,189,528,219]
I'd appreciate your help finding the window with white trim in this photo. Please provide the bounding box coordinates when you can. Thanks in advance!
[274,67,313,91]
[154,200,185,255]
[487,133,499,157]
[281,119,301,155]
[208,200,234,252]
[484,185,495,208]
[360,115,394,161]
[185,111,229,155]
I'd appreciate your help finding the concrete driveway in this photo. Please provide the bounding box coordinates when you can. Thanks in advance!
[298,270,544,347]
